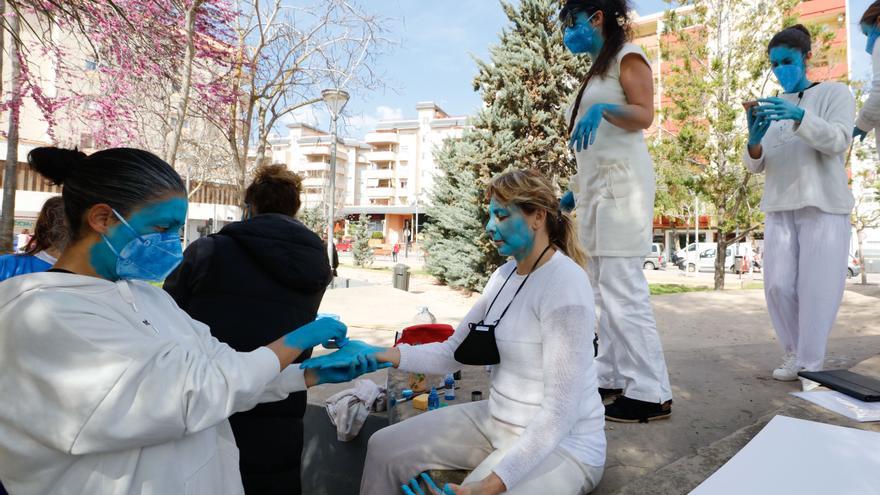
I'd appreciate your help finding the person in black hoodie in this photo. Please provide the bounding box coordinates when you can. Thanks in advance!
[164,164,332,495]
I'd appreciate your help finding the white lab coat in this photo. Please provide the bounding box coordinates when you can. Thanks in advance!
[0,272,307,494]
[856,46,880,161]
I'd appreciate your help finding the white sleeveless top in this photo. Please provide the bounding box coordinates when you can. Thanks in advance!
[566,43,656,257]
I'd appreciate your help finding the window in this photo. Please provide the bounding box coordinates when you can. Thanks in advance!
[84,60,97,71]
[79,132,94,150]
[400,180,408,189]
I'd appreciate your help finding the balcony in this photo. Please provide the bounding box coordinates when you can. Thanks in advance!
[365,150,397,162]
[366,168,395,180]
[366,187,394,198]
[364,132,399,145]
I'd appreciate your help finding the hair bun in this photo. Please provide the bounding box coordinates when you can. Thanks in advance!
[27,147,87,185]
[790,24,811,40]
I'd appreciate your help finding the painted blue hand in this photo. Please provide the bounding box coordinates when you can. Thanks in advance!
[300,339,383,369]
[313,353,391,385]
[569,104,618,152]
[401,473,455,495]
[854,127,869,142]
[283,318,347,350]
[746,106,771,146]
[755,97,804,123]
[560,191,575,213]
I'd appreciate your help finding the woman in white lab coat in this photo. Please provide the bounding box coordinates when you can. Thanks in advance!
[0,147,379,494]
[854,0,880,153]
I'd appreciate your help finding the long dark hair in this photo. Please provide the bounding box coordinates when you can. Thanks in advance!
[28,147,186,239]
[23,196,67,256]
[562,0,634,135]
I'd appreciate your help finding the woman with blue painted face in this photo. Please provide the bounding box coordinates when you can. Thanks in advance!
[744,26,854,384]
[0,147,378,494]
[855,1,880,155]
[349,170,606,495]
[559,0,673,423]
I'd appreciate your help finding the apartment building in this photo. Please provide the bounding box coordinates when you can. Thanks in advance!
[269,102,470,247]
[342,101,469,245]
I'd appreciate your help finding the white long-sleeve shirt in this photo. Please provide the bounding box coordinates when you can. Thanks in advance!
[743,82,855,215]
[397,251,606,490]
[0,272,306,494]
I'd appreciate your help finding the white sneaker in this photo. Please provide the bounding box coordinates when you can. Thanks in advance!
[772,353,802,381]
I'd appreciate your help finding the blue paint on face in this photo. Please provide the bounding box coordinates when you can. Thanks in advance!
[769,46,810,94]
[863,23,880,55]
[91,196,188,280]
[486,197,535,262]
[564,12,603,57]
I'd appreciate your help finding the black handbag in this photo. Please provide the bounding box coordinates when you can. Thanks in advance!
[454,245,552,366]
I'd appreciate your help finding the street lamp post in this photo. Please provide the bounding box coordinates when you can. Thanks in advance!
[321,88,350,273]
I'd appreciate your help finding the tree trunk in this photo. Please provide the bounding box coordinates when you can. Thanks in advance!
[858,227,868,285]
[714,229,727,290]
[0,13,21,253]
[165,1,202,167]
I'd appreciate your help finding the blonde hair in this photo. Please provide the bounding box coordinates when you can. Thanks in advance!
[486,169,587,268]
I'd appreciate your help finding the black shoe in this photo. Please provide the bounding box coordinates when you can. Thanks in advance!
[605,396,672,423]
[598,387,623,401]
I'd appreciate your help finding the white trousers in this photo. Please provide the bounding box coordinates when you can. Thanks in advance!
[763,207,851,371]
[587,256,673,403]
[359,401,603,495]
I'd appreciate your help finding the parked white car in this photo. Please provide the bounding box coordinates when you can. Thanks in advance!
[685,243,754,273]
[643,243,668,270]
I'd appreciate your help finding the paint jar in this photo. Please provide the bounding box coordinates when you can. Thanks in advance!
[428,387,440,410]
[471,391,483,402]
[444,374,455,401]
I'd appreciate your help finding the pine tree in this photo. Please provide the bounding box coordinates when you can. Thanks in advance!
[425,0,587,291]
[351,215,374,268]
[297,206,326,235]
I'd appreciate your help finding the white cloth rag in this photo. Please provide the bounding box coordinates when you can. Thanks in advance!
[324,379,385,441]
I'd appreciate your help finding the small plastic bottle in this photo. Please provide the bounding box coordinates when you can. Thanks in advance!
[428,387,440,410]
[444,374,455,401]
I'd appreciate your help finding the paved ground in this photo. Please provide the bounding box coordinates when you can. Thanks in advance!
[308,266,880,493]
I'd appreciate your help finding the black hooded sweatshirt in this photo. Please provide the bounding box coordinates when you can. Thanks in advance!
[164,213,332,495]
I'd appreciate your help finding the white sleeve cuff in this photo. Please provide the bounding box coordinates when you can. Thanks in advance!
[279,365,307,393]
[248,346,282,386]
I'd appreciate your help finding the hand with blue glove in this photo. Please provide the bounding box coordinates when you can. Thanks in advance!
[747,105,771,147]
[300,339,385,369]
[308,353,391,385]
[755,97,805,123]
[854,126,869,142]
[401,473,455,495]
[560,191,575,213]
[569,103,619,152]
[283,317,348,351]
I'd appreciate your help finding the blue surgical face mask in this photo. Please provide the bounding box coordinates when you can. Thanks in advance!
[101,209,184,282]
[863,23,880,55]
[769,46,808,94]
[486,198,535,262]
[563,12,601,56]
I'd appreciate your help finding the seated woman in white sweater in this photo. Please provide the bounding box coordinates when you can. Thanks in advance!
[307,170,606,494]
[744,25,855,384]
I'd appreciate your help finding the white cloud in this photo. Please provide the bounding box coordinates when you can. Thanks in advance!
[344,105,404,138]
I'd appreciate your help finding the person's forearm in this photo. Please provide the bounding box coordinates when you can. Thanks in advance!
[266,339,305,370]
[603,104,654,131]
[375,347,401,368]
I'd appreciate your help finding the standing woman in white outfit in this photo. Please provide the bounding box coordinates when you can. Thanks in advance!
[854,1,880,154]
[559,0,672,422]
[344,170,605,495]
[0,147,379,494]
[744,25,854,381]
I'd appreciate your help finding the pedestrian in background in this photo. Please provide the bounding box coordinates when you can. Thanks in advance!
[393,242,400,262]
[0,196,68,282]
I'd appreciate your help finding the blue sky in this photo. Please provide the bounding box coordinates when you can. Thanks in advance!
[291,0,874,139]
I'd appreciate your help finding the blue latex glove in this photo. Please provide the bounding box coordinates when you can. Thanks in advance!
[854,126,869,142]
[569,103,618,152]
[755,97,805,123]
[300,339,383,369]
[747,105,771,146]
[283,318,347,350]
[313,353,391,385]
[401,473,455,495]
[560,191,575,213]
